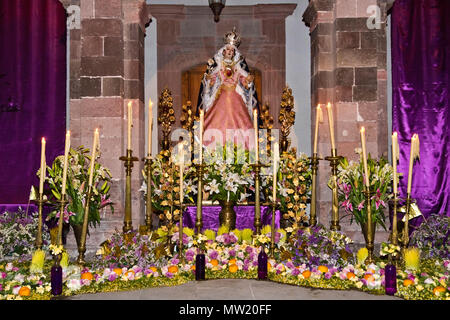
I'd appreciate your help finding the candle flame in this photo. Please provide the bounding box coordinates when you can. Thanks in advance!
[149,98,153,107]
[317,104,323,123]
[42,137,46,143]
[326,102,331,109]
[360,126,365,133]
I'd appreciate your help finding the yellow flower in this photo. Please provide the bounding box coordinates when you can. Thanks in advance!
[416,285,423,291]
[404,247,420,271]
[357,247,368,265]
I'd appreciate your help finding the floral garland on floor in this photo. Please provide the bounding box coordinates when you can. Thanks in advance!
[1,224,448,300]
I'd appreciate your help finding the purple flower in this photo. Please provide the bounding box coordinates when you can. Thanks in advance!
[242,265,249,271]
[324,272,332,279]
[165,272,174,279]
[291,268,300,276]
[286,261,295,269]
[209,250,218,260]
[245,246,253,254]
[108,273,118,281]
[229,249,236,257]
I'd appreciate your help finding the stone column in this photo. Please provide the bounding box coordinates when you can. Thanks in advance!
[63,0,150,253]
[303,0,389,242]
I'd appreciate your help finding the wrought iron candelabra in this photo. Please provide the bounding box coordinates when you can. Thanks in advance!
[325,149,342,231]
[119,149,139,233]
[308,153,322,226]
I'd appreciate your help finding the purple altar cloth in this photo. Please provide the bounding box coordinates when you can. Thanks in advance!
[183,206,280,231]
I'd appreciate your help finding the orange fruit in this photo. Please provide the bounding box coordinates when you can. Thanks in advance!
[210,259,219,266]
[228,258,237,265]
[228,264,238,273]
[433,286,446,295]
[81,272,94,281]
[403,279,413,287]
[113,268,123,275]
[168,265,179,274]
[318,265,328,273]
[346,272,356,279]
[149,266,158,273]
[302,270,311,279]
[18,286,31,297]
[364,274,375,282]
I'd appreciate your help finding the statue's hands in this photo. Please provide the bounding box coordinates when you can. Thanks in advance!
[246,74,254,83]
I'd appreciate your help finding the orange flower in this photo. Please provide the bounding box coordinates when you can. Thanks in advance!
[433,286,446,295]
[364,274,375,282]
[18,286,31,297]
[267,262,272,272]
[190,265,196,271]
[229,264,238,273]
[210,259,219,266]
[168,265,179,274]
[113,268,123,275]
[228,258,237,265]
[346,272,356,279]
[125,270,135,277]
[81,272,94,281]
[403,279,413,287]
[318,265,328,273]
[302,270,311,279]
[150,266,158,273]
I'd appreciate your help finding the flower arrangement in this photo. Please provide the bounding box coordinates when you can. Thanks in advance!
[289,224,354,268]
[263,149,312,229]
[202,144,254,203]
[140,150,197,227]
[41,146,114,228]
[410,214,449,260]
[0,209,50,260]
[379,242,401,258]
[333,152,393,230]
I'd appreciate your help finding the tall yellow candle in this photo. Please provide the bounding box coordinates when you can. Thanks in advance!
[392,132,399,194]
[61,131,71,196]
[407,134,419,194]
[88,129,99,187]
[253,108,259,162]
[326,102,336,150]
[39,138,46,194]
[148,99,153,156]
[272,142,279,201]
[127,101,132,150]
[313,104,323,154]
[179,143,184,204]
[199,108,204,164]
[360,127,370,188]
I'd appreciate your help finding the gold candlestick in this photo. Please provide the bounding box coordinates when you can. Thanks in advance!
[56,195,69,246]
[270,201,277,258]
[119,149,139,233]
[251,162,269,235]
[363,188,375,264]
[308,153,322,226]
[325,149,342,231]
[140,155,153,234]
[195,164,206,234]
[33,193,47,250]
[402,194,413,254]
[77,185,92,265]
[178,202,185,264]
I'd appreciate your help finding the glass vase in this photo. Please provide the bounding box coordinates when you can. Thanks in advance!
[195,253,205,280]
[384,263,397,295]
[51,256,63,296]
[257,246,268,280]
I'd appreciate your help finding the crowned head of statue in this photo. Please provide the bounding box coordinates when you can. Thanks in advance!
[222,27,241,60]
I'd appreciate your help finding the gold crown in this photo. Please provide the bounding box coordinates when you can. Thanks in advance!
[223,27,241,48]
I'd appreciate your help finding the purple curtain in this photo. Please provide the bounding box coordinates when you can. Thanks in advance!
[391,0,450,228]
[0,0,66,204]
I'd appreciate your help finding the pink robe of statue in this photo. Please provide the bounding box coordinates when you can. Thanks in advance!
[203,66,253,149]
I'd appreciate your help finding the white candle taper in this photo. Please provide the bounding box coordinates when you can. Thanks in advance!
[127,101,132,150]
[61,131,71,196]
[326,102,336,150]
[392,132,399,194]
[148,99,153,156]
[273,142,279,202]
[88,129,99,187]
[179,143,184,204]
[407,134,419,194]
[313,104,323,154]
[360,127,370,188]
[199,108,204,164]
[39,137,46,194]
[253,108,259,162]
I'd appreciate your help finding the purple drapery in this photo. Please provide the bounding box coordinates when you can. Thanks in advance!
[0,0,66,204]
[391,0,450,230]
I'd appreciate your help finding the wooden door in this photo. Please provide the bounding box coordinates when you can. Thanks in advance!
[182,64,262,112]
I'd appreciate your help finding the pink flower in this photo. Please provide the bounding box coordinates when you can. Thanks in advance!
[357,200,365,211]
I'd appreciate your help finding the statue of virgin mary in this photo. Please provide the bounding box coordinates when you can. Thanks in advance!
[197,28,260,149]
